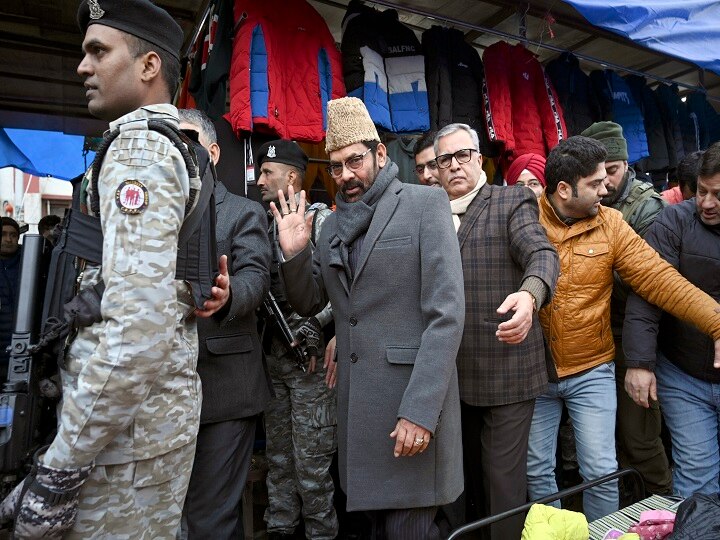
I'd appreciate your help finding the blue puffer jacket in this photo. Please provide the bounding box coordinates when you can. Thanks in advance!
[590,69,649,164]
[0,251,21,367]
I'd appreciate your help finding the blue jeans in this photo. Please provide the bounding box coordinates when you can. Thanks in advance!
[655,352,720,497]
[527,362,619,521]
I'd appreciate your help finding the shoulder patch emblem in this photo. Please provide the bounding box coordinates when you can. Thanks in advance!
[115,180,149,214]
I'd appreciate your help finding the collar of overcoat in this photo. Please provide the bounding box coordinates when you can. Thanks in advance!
[456,182,491,249]
[337,178,403,294]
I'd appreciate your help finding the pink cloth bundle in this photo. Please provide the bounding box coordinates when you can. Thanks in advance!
[627,510,675,539]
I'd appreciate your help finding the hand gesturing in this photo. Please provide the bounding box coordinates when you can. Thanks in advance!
[269,186,313,259]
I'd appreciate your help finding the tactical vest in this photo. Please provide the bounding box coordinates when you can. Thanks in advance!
[41,121,218,337]
[619,180,657,231]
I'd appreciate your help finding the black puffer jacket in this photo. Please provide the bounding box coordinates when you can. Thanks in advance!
[545,52,601,136]
[623,200,720,382]
[686,91,720,151]
[422,25,493,155]
[624,74,670,173]
[654,83,687,169]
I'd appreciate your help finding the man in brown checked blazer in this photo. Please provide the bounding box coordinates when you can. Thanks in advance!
[435,123,559,540]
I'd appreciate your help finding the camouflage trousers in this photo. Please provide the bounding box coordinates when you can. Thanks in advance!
[64,441,196,539]
[264,341,338,540]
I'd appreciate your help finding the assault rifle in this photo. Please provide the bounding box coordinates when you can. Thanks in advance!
[0,235,56,497]
[262,291,306,372]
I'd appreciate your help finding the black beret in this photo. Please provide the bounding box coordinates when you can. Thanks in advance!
[77,0,184,61]
[255,140,309,178]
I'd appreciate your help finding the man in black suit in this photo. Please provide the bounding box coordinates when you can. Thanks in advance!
[179,109,272,538]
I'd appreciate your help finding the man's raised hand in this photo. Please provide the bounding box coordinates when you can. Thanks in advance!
[270,186,313,259]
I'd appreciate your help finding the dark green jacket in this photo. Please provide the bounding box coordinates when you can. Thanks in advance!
[609,169,667,338]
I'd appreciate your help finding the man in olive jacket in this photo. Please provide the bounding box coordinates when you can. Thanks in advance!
[275,97,465,539]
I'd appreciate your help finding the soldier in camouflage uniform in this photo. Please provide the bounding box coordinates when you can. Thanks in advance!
[256,140,338,540]
[0,1,229,538]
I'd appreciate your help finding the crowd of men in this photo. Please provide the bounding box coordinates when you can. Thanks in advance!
[0,1,718,539]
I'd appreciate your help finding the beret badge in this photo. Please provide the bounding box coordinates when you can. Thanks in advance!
[88,0,105,20]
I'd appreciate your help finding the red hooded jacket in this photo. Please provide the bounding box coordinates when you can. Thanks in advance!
[226,0,346,142]
[483,41,567,163]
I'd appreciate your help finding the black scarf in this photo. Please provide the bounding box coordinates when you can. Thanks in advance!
[329,160,398,278]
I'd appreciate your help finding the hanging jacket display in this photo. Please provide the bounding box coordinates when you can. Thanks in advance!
[189,0,234,120]
[654,83,687,169]
[385,135,419,184]
[421,25,493,154]
[482,41,567,162]
[624,74,670,172]
[545,52,601,136]
[685,91,720,152]
[341,0,429,133]
[226,0,346,142]
[589,69,649,164]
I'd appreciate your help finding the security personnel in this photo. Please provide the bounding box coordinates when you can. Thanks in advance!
[0,1,228,537]
[256,140,339,540]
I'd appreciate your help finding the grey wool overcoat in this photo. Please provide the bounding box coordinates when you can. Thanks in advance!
[282,177,465,511]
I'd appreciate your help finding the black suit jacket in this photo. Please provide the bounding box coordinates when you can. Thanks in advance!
[196,181,272,423]
[456,184,559,407]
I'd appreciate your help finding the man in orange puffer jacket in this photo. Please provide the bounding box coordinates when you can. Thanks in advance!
[527,135,720,522]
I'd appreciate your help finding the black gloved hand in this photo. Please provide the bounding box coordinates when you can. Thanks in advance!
[297,316,321,358]
[0,446,92,539]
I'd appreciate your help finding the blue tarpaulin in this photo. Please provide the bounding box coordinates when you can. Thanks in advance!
[563,1,720,76]
[0,128,93,180]
[0,129,36,176]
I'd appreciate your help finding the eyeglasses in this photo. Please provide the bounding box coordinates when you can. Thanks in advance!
[326,148,373,178]
[414,159,438,175]
[435,148,478,169]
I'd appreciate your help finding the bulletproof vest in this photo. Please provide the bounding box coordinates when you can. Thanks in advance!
[619,180,657,230]
[41,120,218,329]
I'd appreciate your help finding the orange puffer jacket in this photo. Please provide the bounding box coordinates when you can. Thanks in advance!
[538,194,720,378]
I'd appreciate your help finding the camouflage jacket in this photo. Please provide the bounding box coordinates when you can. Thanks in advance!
[43,104,201,468]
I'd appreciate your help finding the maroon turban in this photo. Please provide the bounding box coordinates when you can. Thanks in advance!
[505,153,547,187]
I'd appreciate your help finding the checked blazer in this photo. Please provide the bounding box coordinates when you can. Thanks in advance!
[456,183,559,406]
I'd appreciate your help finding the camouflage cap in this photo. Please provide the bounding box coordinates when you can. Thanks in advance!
[77,0,184,61]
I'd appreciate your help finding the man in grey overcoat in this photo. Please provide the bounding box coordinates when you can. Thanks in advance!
[272,96,465,540]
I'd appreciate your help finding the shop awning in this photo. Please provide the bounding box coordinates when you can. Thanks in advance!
[564,1,720,75]
[0,128,93,180]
